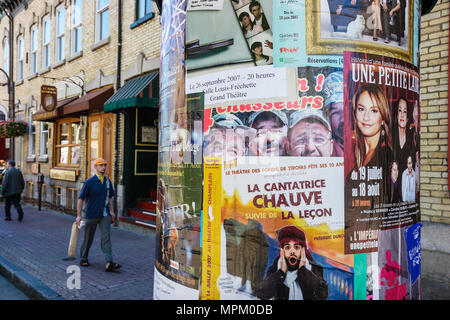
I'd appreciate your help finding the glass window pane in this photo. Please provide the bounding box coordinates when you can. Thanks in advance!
[74,0,82,25]
[59,147,69,164]
[44,19,50,43]
[71,146,80,164]
[98,0,109,10]
[57,9,65,35]
[91,140,99,159]
[71,122,80,144]
[60,123,69,144]
[100,9,109,40]
[138,0,145,19]
[76,27,82,52]
[146,0,152,14]
[91,121,99,139]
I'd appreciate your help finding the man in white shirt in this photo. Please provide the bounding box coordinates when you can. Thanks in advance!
[401,155,415,202]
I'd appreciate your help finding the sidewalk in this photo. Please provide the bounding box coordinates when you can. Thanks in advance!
[0,202,448,300]
[0,203,155,300]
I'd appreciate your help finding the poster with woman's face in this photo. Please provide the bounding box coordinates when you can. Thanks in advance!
[343,51,420,255]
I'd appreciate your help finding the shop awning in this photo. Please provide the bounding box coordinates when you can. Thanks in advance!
[104,72,159,112]
[32,96,78,122]
[64,86,114,116]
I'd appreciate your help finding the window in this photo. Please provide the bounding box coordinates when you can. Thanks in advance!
[17,36,24,81]
[56,7,66,61]
[40,122,49,158]
[2,38,8,75]
[28,110,36,158]
[55,118,81,166]
[96,0,109,42]
[71,0,82,54]
[137,0,152,20]
[30,26,38,74]
[42,16,51,68]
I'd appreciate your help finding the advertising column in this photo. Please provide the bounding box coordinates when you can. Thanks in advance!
[155,0,422,300]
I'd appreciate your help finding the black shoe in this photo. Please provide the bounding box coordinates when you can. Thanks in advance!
[18,212,23,221]
[4,217,11,221]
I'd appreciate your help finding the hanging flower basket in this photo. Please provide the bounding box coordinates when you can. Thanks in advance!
[0,120,29,138]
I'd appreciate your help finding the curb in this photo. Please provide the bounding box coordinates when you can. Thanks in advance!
[0,255,64,300]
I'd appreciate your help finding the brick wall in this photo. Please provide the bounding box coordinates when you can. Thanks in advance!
[420,0,450,224]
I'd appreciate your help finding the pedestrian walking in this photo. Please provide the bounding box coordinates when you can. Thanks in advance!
[76,158,121,272]
[1,160,25,221]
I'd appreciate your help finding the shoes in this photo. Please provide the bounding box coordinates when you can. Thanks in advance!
[373,37,378,41]
[384,38,389,43]
[4,217,11,221]
[105,261,121,272]
[80,260,90,267]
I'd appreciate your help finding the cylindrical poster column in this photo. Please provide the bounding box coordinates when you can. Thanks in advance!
[154,0,423,300]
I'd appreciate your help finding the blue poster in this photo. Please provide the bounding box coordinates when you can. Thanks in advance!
[405,223,422,284]
[273,0,343,68]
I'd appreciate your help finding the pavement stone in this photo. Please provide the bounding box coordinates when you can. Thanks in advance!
[0,203,155,300]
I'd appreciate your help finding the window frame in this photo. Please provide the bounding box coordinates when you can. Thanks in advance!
[56,6,66,62]
[28,109,36,158]
[54,118,81,168]
[131,0,154,29]
[71,0,82,55]
[30,25,38,75]
[42,15,51,69]
[2,37,9,76]
[95,0,110,42]
[17,36,24,81]
[39,121,49,159]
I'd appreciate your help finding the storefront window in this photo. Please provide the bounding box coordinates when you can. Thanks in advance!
[40,122,49,157]
[55,118,81,167]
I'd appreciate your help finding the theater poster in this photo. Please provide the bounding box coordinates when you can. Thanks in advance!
[197,63,355,299]
[343,51,420,255]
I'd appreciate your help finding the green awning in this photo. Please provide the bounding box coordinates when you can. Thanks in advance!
[104,72,159,112]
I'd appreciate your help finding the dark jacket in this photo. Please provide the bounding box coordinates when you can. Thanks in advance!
[256,256,328,300]
[2,167,25,197]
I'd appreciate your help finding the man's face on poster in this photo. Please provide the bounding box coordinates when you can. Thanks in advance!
[250,4,262,19]
[283,240,302,270]
[250,117,287,156]
[288,119,333,157]
[407,156,413,173]
[204,128,246,158]
[391,162,399,182]
[329,101,344,143]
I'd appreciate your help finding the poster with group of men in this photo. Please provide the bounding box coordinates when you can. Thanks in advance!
[154,0,422,300]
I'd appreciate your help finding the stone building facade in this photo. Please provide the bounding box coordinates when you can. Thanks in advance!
[419,0,450,224]
[0,0,161,228]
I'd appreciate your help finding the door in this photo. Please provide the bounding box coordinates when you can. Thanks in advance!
[87,113,114,181]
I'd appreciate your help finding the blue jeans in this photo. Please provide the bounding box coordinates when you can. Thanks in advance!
[80,215,113,263]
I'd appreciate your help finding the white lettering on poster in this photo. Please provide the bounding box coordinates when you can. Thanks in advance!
[186,66,287,105]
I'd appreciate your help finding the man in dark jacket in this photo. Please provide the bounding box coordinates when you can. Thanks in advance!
[257,225,328,300]
[2,160,25,221]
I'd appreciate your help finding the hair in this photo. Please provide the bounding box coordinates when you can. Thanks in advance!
[250,41,269,62]
[251,111,284,129]
[352,84,392,168]
[7,160,15,167]
[238,11,254,33]
[249,1,261,11]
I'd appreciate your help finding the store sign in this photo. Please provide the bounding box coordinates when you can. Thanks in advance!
[50,168,77,182]
[41,85,57,112]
